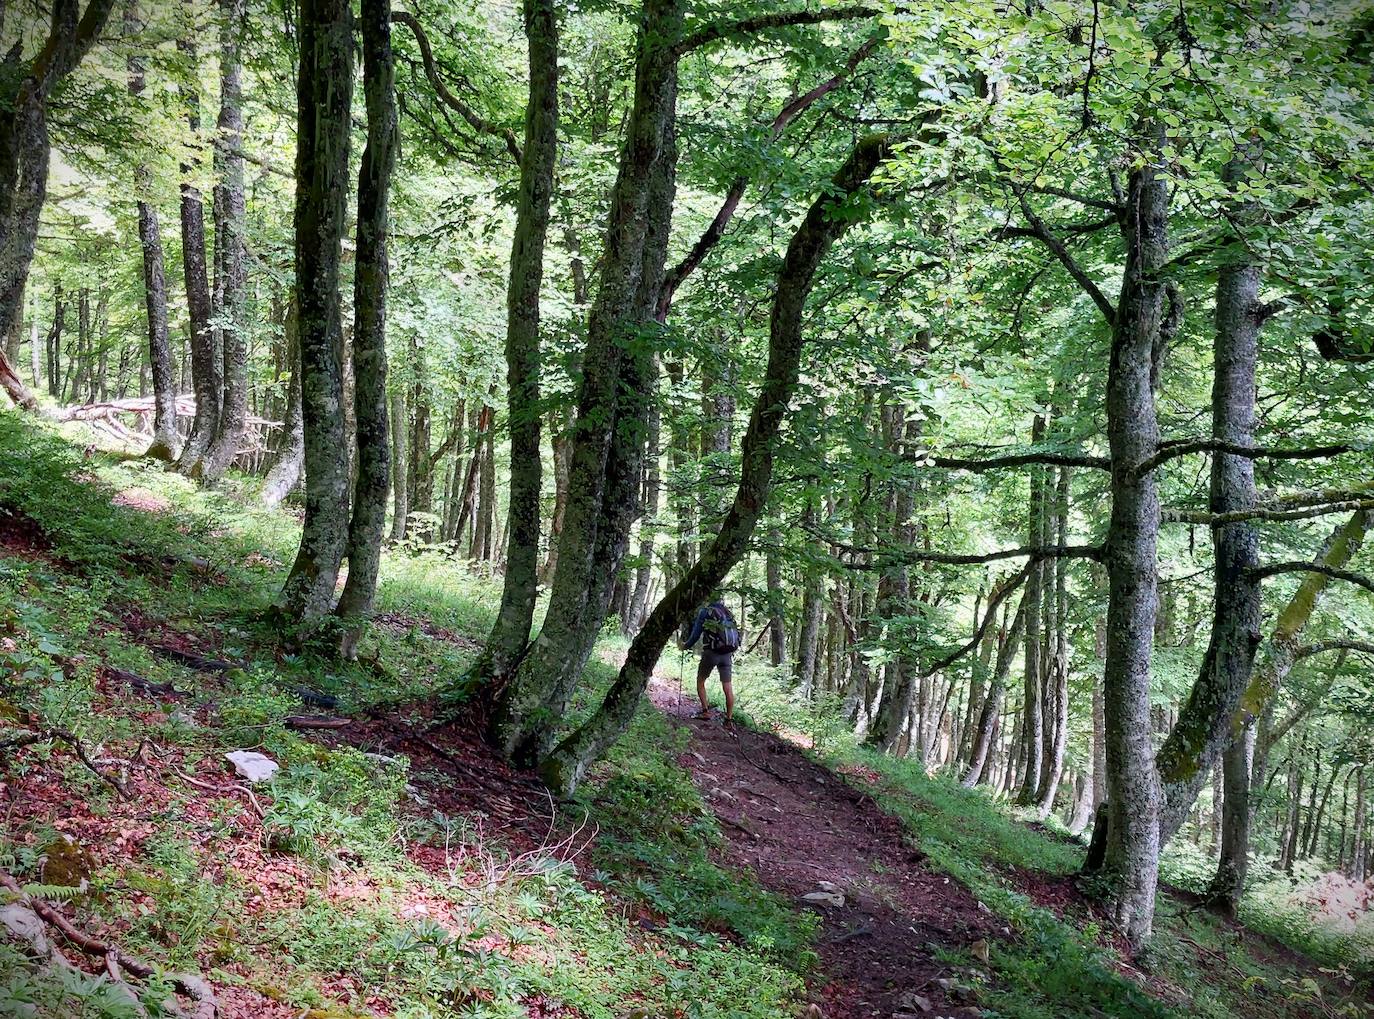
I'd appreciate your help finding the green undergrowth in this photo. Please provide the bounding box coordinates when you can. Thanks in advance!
[716,656,1371,1018]
[0,417,808,1018]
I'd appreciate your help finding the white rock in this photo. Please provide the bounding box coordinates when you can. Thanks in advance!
[816,880,842,893]
[801,890,846,908]
[224,750,279,784]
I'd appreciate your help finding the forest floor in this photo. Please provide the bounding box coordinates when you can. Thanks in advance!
[648,679,994,1017]
[0,415,1371,1019]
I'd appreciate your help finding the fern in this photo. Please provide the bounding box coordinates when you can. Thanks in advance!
[17,882,85,904]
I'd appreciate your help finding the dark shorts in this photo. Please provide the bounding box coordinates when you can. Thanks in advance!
[697,650,733,684]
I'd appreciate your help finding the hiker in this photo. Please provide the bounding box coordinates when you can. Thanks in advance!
[683,595,740,722]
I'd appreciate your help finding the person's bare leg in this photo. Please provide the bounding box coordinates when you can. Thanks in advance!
[695,657,711,717]
[720,655,735,722]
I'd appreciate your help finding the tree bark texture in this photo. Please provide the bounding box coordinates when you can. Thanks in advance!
[0,0,116,412]
[1098,142,1170,952]
[468,0,558,682]
[335,0,398,647]
[279,0,354,620]
[201,0,249,482]
[489,0,683,764]
[539,133,893,795]
[176,27,220,470]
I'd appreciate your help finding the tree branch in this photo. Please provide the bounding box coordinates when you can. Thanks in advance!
[989,213,1117,242]
[1015,191,1117,326]
[1162,499,1374,526]
[391,11,522,167]
[1135,439,1360,478]
[1250,561,1374,596]
[673,5,879,57]
[657,35,880,319]
[883,544,1104,567]
[919,564,1029,678]
[912,449,1111,472]
[1294,639,1374,660]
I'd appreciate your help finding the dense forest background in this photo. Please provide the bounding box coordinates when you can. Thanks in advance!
[1,0,1374,1006]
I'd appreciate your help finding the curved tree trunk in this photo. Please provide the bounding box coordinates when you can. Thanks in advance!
[335,0,398,654]
[488,0,683,764]
[279,0,354,620]
[0,0,116,413]
[541,134,893,796]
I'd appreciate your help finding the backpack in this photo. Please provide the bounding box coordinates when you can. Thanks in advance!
[702,603,741,653]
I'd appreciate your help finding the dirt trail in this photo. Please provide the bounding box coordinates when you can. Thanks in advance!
[647,679,994,1019]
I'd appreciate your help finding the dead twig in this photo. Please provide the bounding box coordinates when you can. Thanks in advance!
[0,870,219,1017]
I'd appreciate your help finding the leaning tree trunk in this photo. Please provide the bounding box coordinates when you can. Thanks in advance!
[487,0,683,765]
[200,0,249,483]
[279,0,354,621]
[539,134,893,796]
[1095,141,1170,953]
[963,597,1027,787]
[0,0,116,412]
[334,0,398,654]
[261,300,303,506]
[175,29,220,472]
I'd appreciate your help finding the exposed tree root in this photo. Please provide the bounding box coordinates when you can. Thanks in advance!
[0,871,219,1018]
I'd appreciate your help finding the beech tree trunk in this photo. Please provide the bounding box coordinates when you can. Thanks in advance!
[766,526,787,666]
[335,0,398,652]
[1017,417,1046,805]
[176,26,220,471]
[468,0,558,680]
[1095,139,1170,952]
[488,0,683,764]
[1206,507,1369,909]
[201,0,249,483]
[0,0,116,413]
[1155,152,1264,845]
[540,133,893,795]
[261,300,303,507]
[963,597,1027,787]
[626,398,662,633]
[279,0,354,620]
[389,387,408,538]
[1035,465,1071,815]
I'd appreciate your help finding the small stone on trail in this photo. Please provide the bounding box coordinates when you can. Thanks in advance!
[224,750,279,783]
[896,989,933,1013]
[816,880,843,893]
[801,889,846,908]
